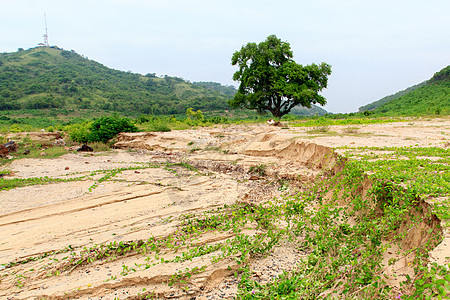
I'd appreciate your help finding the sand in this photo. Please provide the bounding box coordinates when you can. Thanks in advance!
[0,117,449,299]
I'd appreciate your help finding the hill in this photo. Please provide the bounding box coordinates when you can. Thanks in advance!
[290,104,327,116]
[375,66,449,115]
[358,81,427,112]
[192,81,237,97]
[359,65,449,115]
[0,47,233,115]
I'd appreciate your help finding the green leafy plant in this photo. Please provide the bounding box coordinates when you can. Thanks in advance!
[248,164,267,176]
[89,114,139,143]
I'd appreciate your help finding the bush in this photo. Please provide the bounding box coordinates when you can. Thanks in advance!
[65,122,92,143]
[89,115,139,143]
[148,122,171,132]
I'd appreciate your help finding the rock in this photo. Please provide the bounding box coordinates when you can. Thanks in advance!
[4,141,17,153]
[53,138,66,147]
[40,152,47,156]
[77,144,94,152]
[267,119,284,127]
[65,167,70,170]
[0,145,9,158]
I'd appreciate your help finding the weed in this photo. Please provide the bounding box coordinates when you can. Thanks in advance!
[306,125,330,133]
[248,164,267,176]
[2,139,448,299]
[342,126,360,134]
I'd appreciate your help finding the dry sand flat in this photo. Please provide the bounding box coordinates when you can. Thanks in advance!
[0,118,449,299]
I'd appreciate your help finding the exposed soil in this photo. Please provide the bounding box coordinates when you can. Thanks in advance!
[0,118,449,299]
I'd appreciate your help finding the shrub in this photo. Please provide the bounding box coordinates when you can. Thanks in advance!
[89,115,139,143]
[148,122,171,132]
[65,122,92,143]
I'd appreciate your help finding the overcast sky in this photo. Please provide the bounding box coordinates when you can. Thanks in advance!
[1,0,449,113]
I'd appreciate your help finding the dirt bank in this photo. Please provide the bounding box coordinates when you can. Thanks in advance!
[0,118,448,299]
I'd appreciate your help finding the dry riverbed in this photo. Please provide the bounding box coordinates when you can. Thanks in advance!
[0,118,449,299]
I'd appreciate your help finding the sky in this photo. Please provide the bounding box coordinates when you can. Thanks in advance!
[1,0,449,113]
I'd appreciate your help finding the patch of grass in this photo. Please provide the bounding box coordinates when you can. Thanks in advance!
[90,141,112,152]
[342,126,360,134]
[292,116,403,128]
[0,176,83,191]
[248,164,267,176]
[306,125,331,133]
[17,146,69,159]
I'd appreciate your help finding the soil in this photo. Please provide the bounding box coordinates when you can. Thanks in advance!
[0,117,449,299]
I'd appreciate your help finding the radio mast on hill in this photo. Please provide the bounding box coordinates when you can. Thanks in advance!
[42,13,49,47]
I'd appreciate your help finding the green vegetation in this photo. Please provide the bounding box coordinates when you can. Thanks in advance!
[230,35,332,118]
[291,114,403,128]
[358,81,427,112]
[2,146,448,298]
[192,81,237,97]
[68,114,139,143]
[0,47,232,115]
[0,44,449,299]
[360,65,450,116]
[290,104,327,116]
[0,176,82,191]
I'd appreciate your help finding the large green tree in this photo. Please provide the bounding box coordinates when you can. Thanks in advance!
[230,35,332,118]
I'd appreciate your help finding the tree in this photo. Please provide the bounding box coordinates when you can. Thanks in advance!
[229,35,332,118]
[186,107,204,121]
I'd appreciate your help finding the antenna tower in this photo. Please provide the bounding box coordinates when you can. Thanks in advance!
[43,13,49,47]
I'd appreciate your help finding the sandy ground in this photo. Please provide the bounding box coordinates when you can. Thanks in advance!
[0,117,449,299]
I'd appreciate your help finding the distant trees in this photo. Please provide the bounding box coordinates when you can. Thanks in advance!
[186,107,204,121]
[193,82,237,97]
[0,47,234,114]
[230,35,332,118]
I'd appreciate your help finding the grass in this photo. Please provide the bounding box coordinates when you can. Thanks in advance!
[2,146,448,299]
[342,126,360,134]
[306,125,331,133]
[292,115,404,128]
[1,116,449,299]
[0,176,83,191]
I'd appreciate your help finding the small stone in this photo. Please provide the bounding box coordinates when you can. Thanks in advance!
[77,144,94,152]
[40,152,47,156]
[65,167,70,170]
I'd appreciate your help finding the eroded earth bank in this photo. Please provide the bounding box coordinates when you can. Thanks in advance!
[1,119,449,299]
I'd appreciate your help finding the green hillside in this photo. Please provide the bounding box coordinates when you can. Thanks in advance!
[291,104,327,116]
[358,81,427,112]
[0,47,232,115]
[375,66,449,115]
[358,65,449,116]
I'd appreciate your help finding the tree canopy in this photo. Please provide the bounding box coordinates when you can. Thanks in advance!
[229,35,332,118]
